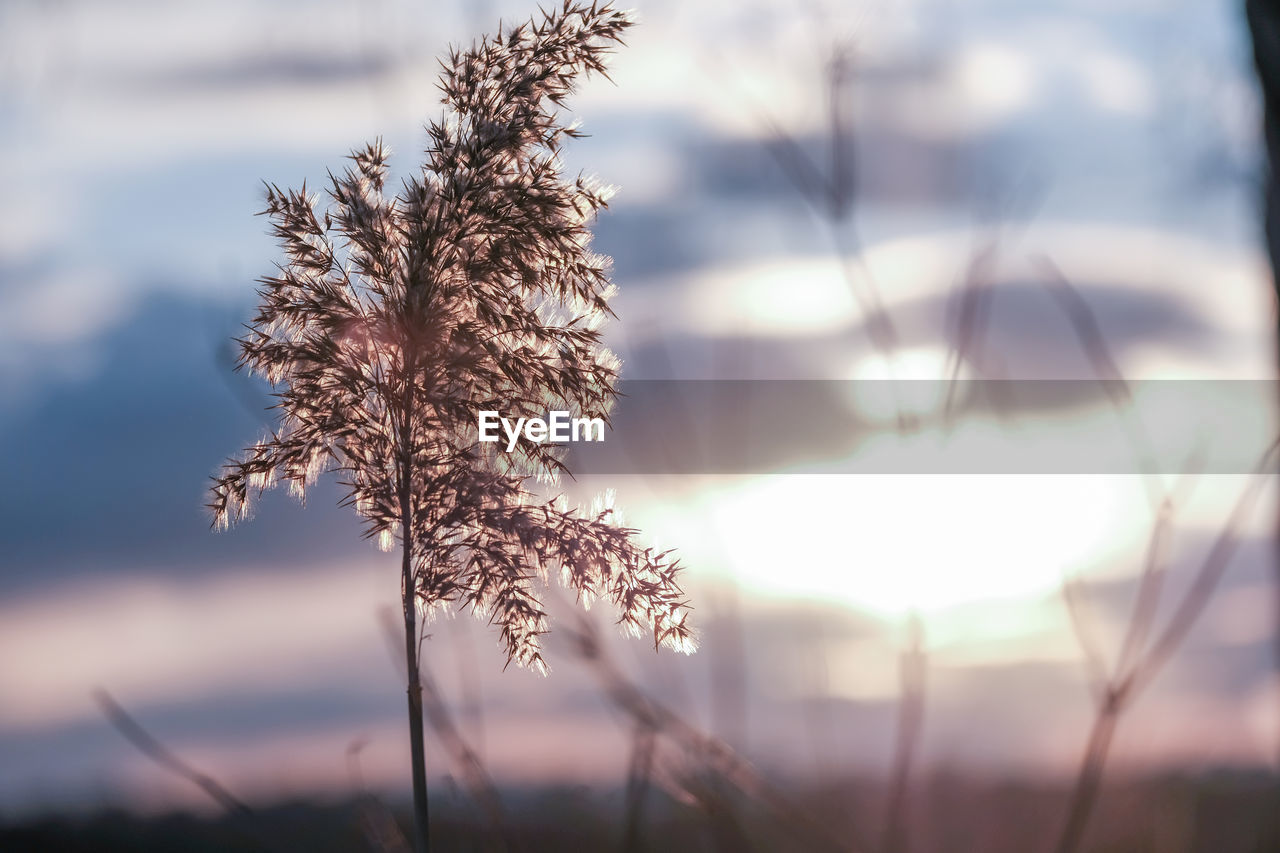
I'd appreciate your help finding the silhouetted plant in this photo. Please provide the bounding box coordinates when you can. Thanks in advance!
[208,4,695,850]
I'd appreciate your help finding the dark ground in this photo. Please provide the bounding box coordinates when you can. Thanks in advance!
[2,771,1278,853]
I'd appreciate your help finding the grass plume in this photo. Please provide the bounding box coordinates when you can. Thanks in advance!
[208,4,695,849]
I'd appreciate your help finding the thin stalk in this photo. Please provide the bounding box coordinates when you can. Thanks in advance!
[401,481,431,853]
[1052,436,1280,853]
[1052,691,1122,853]
[94,688,255,818]
[621,721,657,853]
[93,689,278,852]
[419,661,512,847]
[569,616,865,853]
[1244,1,1280,832]
[882,614,926,853]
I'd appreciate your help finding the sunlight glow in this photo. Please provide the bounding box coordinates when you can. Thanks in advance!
[845,345,964,424]
[698,474,1136,617]
[950,43,1038,124]
[689,259,858,337]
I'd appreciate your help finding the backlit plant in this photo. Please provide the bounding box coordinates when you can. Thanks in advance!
[208,4,694,849]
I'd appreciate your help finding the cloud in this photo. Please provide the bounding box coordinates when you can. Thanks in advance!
[0,294,375,591]
[112,52,399,95]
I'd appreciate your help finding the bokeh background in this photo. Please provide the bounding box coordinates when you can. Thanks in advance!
[3,0,1280,848]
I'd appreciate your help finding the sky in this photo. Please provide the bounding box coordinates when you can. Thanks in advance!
[2,0,1279,817]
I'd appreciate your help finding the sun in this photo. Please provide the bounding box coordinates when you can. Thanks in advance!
[649,472,1144,620]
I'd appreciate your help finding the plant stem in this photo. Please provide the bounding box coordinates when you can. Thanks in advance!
[402,492,430,853]
[1053,694,1121,853]
[882,614,926,853]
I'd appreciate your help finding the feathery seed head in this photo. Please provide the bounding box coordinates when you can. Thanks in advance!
[209,2,693,670]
